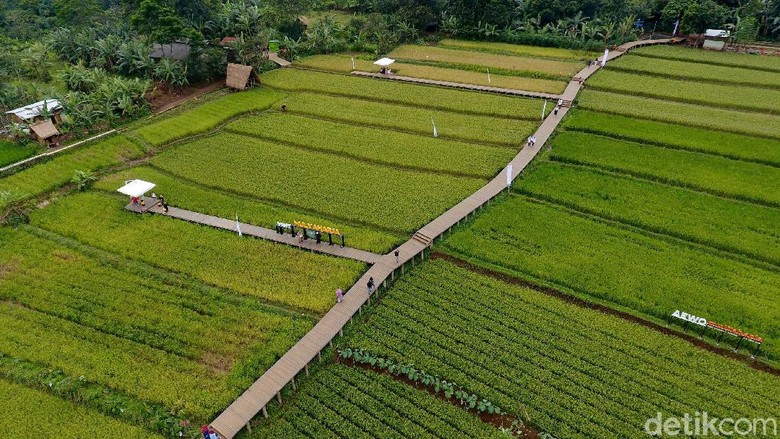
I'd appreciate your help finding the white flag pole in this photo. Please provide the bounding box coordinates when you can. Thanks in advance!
[351,57,355,70]
[235,213,242,237]
[601,49,609,67]
[431,117,438,138]
[542,100,547,121]
[487,68,491,83]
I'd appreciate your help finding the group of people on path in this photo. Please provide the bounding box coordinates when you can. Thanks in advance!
[335,276,375,303]
[201,425,219,439]
[527,135,537,147]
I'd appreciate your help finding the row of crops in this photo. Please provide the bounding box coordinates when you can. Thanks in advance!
[275,92,539,148]
[0,227,322,425]
[226,113,516,179]
[435,45,780,364]
[148,132,487,233]
[28,192,364,314]
[268,260,780,439]
[0,378,158,438]
[247,363,503,439]
[295,54,568,94]
[443,195,780,358]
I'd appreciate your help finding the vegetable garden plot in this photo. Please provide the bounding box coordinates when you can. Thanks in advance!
[0,228,313,420]
[633,45,780,73]
[249,364,503,439]
[295,55,566,93]
[562,110,780,166]
[0,134,145,210]
[346,260,780,439]
[388,45,582,79]
[29,192,364,315]
[133,87,285,147]
[261,69,545,119]
[442,197,780,360]
[150,133,485,233]
[438,39,597,61]
[517,162,780,266]
[0,379,159,438]
[278,93,540,147]
[588,70,780,113]
[578,90,780,139]
[549,131,780,207]
[96,167,402,253]
[607,54,780,89]
[227,113,516,178]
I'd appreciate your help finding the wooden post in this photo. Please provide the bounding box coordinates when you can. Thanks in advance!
[391,270,395,280]
[305,363,310,377]
[329,340,333,348]
[367,296,371,305]
[246,422,252,433]
[359,306,362,315]
[291,376,296,390]
[276,391,282,404]
[339,328,344,337]
[318,351,322,362]
[262,406,268,418]
[401,263,405,274]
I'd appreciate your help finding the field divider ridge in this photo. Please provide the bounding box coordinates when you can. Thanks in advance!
[351,71,563,100]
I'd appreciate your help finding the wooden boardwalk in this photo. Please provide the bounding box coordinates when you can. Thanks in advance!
[268,52,291,68]
[142,204,381,264]
[351,71,563,100]
[210,38,673,439]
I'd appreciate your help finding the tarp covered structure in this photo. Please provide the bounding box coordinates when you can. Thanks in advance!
[373,57,395,66]
[6,99,61,123]
[117,179,156,197]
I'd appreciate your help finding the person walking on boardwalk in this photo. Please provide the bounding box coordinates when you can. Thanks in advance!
[201,425,210,439]
[336,288,343,303]
[367,277,375,294]
[554,105,559,116]
[395,249,400,263]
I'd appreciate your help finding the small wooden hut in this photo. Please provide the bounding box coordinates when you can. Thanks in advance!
[30,119,61,147]
[226,63,259,90]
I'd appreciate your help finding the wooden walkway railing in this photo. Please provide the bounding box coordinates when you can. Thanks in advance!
[138,204,381,264]
[209,37,673,439]
[268,52,291,68]
[351,71,563,100]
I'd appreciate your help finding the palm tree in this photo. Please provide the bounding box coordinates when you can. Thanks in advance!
[599,21,617,44]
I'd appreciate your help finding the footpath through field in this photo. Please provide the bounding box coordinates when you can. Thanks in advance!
[142,204,381,264]
[351,70,564,100]
[210,37,674,439]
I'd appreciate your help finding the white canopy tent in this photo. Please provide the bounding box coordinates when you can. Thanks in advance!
[373,57,395,67]
[117,179,156,198]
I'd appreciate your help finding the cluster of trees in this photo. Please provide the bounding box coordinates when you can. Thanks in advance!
[2,0,780,137]
[334,0,780,45]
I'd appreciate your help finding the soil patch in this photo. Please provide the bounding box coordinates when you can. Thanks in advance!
[148,80,225,114]
[432,252,780,377]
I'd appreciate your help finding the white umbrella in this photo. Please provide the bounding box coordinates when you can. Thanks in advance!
[117,179,156,198]
[373,57,395,67]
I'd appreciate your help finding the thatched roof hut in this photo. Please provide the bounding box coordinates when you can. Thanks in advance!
[226,63,258,90]
[30,119,60,146]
